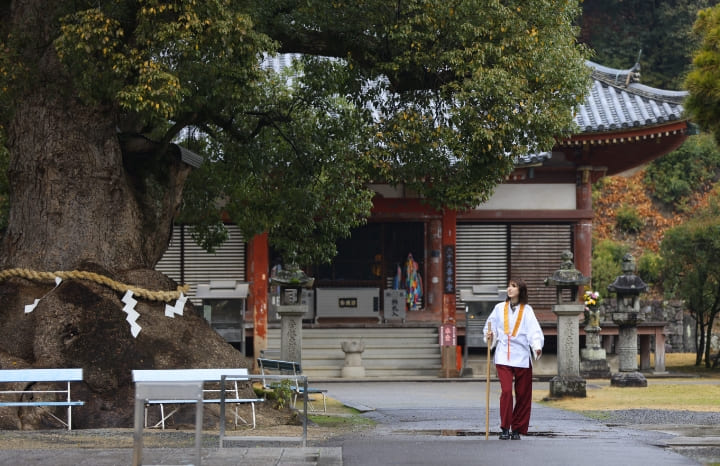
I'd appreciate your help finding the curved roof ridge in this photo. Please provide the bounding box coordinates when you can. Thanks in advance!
[586,60,687,104]
[574,61,687,134]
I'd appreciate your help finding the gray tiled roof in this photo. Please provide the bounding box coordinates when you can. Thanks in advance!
[517,61,688,166]
[515,151,551,166]
[576,61,687,133]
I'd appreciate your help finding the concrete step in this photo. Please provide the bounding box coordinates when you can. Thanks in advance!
[267,328,438,337]
[266,345,440,354]
[366,367,442,377]
[306,366,443,378]
[299,355,441,367]
[274,339,440,347]
[279,351,441,365]
[265,327,442,378]
[291,327,438,333]
[270,352,440,365]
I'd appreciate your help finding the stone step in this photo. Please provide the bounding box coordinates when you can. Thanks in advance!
[299,354,441,366]
[264,327,442,378]
[307,367,443,378]
[268,338,440,351]
[282,327,438,333]
[267,328,438,336]
[271,339,440,347]
[270,348,441,360]
[294,347,442,356]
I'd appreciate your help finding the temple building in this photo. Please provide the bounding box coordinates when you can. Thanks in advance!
[157,60,690,377]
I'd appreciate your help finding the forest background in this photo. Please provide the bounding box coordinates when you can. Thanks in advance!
[576,0,720,297]
[575,1,720,369]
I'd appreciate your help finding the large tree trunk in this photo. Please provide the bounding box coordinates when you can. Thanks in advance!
[2,92,172,271]
[0,5,256,428]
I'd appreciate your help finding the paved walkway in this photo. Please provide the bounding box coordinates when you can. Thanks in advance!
[0,379,718,465]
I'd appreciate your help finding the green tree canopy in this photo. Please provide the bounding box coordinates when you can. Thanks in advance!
[1,0,589,265]
[661,188,720,367]
[644,133,720,211]
[685,4,720,145]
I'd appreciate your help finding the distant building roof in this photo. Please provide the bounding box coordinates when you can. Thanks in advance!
[577,61,687,133]
[519,61,688,166]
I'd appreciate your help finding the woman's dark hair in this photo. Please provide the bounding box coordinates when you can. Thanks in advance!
[508,278,528,305]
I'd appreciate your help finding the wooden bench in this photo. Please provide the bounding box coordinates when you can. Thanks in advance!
[257,358,327,412]
[0,368,84,430]
[131,368,264,429]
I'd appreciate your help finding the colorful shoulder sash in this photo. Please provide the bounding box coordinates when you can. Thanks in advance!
[503,301,525,360]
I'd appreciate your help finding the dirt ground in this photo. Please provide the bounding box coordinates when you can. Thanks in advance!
[0,396,367,449]
[0,424,345,450]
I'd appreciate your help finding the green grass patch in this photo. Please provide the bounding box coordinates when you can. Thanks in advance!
[536,354,720,413]
[308,413,376,428]
[308,397,376,429]
[536,381,720,412]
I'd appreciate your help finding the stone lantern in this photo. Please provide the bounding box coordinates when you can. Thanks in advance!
[607,254,648,387]
[269,264,314,364]
[544,250,590,398]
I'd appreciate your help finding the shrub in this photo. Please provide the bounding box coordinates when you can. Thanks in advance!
[644,133,720,208]
[637,251,662,285]
[615,204,644,234]
[591,239,629,295]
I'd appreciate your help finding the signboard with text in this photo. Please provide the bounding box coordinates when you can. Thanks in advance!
[443,245,455,294]
[439,324,457,347]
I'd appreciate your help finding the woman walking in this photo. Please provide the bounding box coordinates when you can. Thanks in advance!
[484,279,544,440]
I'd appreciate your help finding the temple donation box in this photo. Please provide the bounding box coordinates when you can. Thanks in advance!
[195,279,248,354]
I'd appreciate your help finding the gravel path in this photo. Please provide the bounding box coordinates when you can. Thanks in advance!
[601,409,720,425]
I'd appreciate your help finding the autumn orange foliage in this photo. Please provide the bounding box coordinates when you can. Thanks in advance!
[592,170,713,256]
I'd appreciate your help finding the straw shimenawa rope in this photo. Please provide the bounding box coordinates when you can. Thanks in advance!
[0,268,189,302]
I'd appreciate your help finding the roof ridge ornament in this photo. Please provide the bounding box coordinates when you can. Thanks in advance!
[624,50,643,87]
[625,62,641,87]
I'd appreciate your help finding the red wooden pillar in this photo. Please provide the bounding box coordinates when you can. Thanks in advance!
[440,209,459,377]
[575,167,593,283]
[247,232,269,370]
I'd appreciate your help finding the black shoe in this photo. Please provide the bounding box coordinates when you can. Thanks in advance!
[499,428,510,440]
[510,431,521,440]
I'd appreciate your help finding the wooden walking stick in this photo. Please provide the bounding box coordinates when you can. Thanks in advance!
[485,322,492,440]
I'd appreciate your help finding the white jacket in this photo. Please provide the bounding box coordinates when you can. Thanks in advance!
[483,300,544,368]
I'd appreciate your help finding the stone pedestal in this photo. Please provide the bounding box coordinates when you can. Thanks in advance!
[607,254,648,388]
[580,324,610,378]
[549,303,587,398]
[611,371,648,387]
[269,264,314,365]
[548,375,587,398]
[277,305,306,363]
[341,340,366,378]
[611,312,647,387]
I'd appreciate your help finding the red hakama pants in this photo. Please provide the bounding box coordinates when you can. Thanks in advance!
[496,363,533,434]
